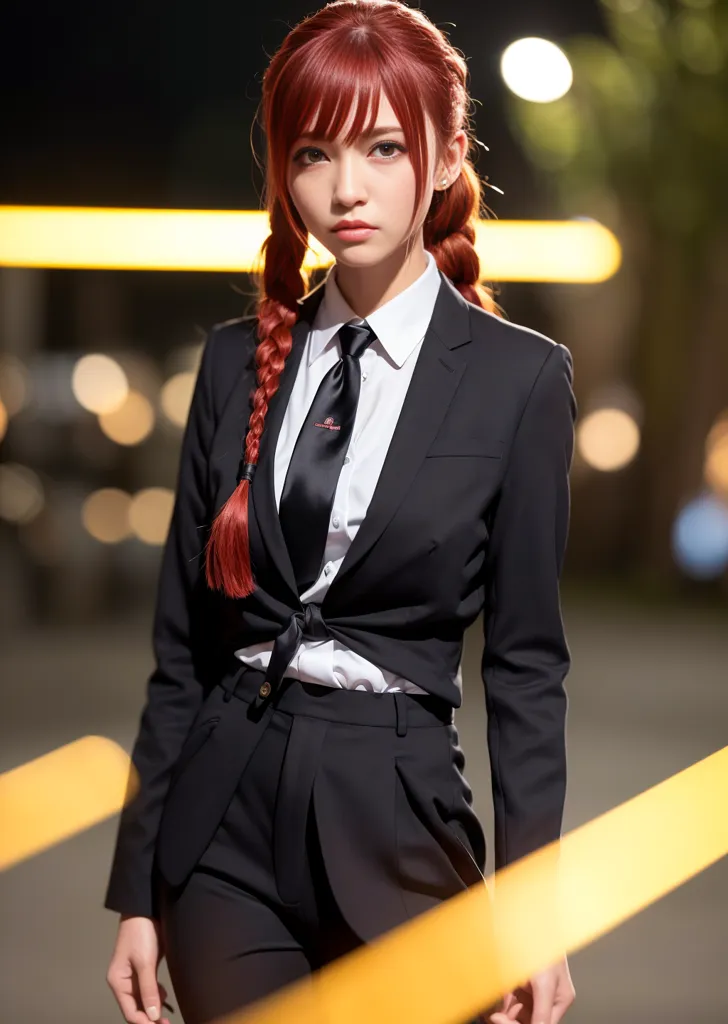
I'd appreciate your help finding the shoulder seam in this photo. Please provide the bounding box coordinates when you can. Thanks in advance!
[518,341,561,418]
[507,342,564,460]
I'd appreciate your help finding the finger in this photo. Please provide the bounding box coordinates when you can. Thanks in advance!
[512,985,533,1010]
[550,987,575,1024]
[493,998,524,1022]
[530,980,556,1024]
[116,989,159,1024]
[107,970,149,1024]
[134,959,162,1022]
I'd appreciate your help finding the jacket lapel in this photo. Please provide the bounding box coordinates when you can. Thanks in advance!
[324,271,472,597]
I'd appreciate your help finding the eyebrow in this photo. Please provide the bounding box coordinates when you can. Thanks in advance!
[361,125,405,137]
[297,125,405,142]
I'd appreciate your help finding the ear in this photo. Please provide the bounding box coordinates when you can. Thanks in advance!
[435,130,469,190]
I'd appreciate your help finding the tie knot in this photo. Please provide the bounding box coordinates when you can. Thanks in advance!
[338,321,376,361]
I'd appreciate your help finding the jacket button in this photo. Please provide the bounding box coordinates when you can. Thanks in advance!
[259,682,271,698]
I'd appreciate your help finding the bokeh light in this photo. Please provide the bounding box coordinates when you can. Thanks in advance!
[675,11,724,76]
[577,408,641,472]
[705,412,728,498]
[672,494,728,580]
[0,463,45,524]
[81,488,132,544]
[128,487,174,545]
[72,354,128,415]
[0,399,7,442]
[97,389,155,446]
[0,354,31,416]
[160,371,196,428]
[501,38,574,103]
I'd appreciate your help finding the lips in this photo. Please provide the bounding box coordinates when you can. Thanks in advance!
[332,220,375,231]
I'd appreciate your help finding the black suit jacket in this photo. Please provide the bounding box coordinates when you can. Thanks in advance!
[105,269,576,918]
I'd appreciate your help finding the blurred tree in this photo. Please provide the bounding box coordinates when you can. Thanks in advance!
[507,0,728,586]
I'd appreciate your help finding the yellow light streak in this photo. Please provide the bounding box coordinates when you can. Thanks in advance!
[224,744,728,1024]
[1,737,726,1019]
[0,736,137,870]
[0,206,621,282]
[477,219,621,283]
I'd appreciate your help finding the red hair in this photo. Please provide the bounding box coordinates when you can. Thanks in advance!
[206,0,502,599]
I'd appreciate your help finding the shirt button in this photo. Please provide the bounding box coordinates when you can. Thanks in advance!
[361,371,368,381]
[324,563,332,576]
[332,516,340,528]
[344,456,350,465]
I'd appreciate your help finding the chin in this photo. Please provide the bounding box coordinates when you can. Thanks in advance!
[331,241,400,268]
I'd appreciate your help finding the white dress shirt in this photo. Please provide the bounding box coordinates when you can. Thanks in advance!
[234,250,447,694]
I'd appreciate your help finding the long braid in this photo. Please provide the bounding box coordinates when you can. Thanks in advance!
[425,160,502,316]
[204,199,308,598]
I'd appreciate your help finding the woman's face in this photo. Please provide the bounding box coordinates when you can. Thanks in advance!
[286,93,440,270]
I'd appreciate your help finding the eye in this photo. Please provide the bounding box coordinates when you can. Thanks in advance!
[372,141,406,159]
[292,146,327,166]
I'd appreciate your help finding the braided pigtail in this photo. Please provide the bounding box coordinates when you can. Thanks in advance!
[425,160,503,317]
[205,199,308,598]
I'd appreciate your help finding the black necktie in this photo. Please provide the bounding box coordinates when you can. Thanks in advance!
[278,320,377,595]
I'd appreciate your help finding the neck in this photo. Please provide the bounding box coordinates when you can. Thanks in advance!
[333,239,429,319]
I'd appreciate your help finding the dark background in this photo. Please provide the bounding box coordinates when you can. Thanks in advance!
[0,1,606,343]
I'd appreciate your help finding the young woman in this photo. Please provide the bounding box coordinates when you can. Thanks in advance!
[105,3,577,1023]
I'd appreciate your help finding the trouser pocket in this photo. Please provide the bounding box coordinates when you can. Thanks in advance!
[395,754,484,894]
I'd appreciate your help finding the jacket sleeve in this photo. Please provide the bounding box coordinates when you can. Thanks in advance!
[481,342,576,872]
[104,327,221,918]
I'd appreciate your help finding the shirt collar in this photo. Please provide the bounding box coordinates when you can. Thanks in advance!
[307,249,442,368]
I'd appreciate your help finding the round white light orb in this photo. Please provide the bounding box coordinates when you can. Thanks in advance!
[501,37,574,103]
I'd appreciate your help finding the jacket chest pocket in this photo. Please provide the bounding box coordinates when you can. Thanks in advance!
[425,437,504,459]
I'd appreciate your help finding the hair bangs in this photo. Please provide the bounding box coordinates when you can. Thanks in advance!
[298,50,382,145]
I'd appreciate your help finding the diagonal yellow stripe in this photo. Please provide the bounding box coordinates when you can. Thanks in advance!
[0,206,622,282]
[2,738,723,1021]
[222,745,728,1024]
[0,736,137,870]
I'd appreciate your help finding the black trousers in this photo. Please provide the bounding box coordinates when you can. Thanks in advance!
[158,670,489,1024]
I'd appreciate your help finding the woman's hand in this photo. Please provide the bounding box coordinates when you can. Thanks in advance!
[487,956,575,1024]
[107,915,172,1024]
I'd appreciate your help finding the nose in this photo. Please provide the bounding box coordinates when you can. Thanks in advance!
[332,152,368,208]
